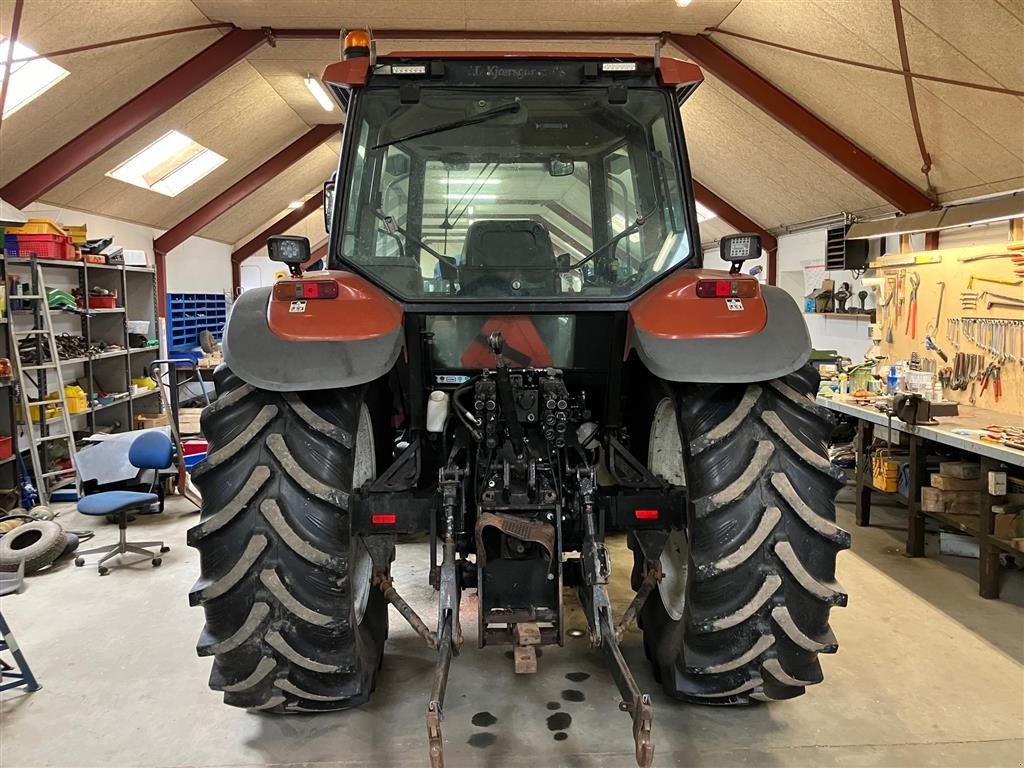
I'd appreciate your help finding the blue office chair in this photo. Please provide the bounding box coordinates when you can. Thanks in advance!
[74,431,173,575]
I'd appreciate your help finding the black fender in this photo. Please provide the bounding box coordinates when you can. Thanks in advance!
[222,287,403,392]
[632,285,811,383]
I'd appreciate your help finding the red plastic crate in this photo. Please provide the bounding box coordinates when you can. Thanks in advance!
[182,439,208,456]
[76,290,119,309]
[12,233,76,260]
[0,435,12,460]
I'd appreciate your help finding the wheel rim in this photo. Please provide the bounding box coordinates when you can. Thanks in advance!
[351,402,376,625]
[648,397,688,621]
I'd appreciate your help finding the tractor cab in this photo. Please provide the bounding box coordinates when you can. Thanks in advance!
[322,37,706,304]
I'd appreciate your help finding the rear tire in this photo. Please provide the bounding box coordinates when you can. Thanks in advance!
[188,366,388,713]
[638,364,848,704]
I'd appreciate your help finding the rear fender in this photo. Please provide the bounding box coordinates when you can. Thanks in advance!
[629,269,810,383]
[222,271,404,392]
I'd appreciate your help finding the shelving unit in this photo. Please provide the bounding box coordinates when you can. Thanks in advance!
[3,257,162,485]
[166,292,226,361]
[0,255,19,506]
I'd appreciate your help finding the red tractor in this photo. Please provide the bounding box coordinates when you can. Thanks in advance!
[189,31,848,768]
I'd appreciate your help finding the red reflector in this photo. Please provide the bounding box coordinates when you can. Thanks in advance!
[272,280,340,301]
[696,279,757,299]
[634,509,659,520]
[371,514,397,525]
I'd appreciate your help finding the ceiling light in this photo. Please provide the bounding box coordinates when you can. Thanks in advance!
[695,201,716,223]
[442,179,502,186]
[305,74,334,112]
[0,40,69,117]
[107,130,225,197]
[675,0,693,6]
[467,206,475,215]
[287,200,304,209]
[445,193,497,201]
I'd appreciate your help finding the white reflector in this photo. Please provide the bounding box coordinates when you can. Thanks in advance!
[601,62,638,72]
[391,64,428,75]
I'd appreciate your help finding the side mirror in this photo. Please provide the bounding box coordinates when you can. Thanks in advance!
[268,235,310,277]
[323,176,336,233]
[720,233,762,274]
[548,156,575,177]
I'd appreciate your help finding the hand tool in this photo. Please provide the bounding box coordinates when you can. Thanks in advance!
[987,300,1024,311]
[967,274,1023,289]
[960,291,978,310]
[897,269,905,319]
[904,272,920,339]
[926,280,945,336]
[957,252,1024,264]
[924,336,948,362]
[978,290,1024,305]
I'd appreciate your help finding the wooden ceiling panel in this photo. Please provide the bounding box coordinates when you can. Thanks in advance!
[199,145,338,243]
[719,0,901,67]
[699,215,739,247]
[40,61,308,229]
[464,0,738,34]
[900,0,1024,91]
[192,0,469,30]
[683,76,887,228]
[0,1,218,184]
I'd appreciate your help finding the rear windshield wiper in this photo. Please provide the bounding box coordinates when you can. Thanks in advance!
[371,101,522,151]
[557,201,660,273]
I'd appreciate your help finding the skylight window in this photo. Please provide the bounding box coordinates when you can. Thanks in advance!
[695,201,717,223]
[0,40,70,117]
[106,131,226,196]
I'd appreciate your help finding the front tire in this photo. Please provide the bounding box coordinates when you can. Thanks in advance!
[639,364,848,704]
[188,366,388,712]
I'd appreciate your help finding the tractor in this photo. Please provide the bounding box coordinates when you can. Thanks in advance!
[188,31,848,768]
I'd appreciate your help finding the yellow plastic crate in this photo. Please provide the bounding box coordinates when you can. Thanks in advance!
[7,218,67,237]
[871,452,903,493]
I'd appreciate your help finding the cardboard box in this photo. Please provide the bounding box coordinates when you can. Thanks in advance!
[930,474,983,492]
[938,461,980,480]
[135,412,168,429]
[178,408,204,435]
[994,513,1022,540]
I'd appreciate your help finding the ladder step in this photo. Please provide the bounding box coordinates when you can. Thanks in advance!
[14,329,49,336]
[42,468,76,479]
[37,434,73,443]
[14,295,45,300]
[25,400,66,408]
[21,363,57,370]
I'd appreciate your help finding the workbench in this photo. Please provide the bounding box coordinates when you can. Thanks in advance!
[818,395,1023,599]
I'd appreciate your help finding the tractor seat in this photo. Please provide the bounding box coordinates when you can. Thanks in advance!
[78,490,159,517]
[460,220,557,296]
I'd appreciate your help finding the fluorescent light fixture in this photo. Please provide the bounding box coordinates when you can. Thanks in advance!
[602,62,638,72]
[445,193,497,200]
[0,40,69,117]
[106,130,226,197]
[846,194,1023,239]
[467,206,475,215]
[445,179,502,186]
[287,200,304,209]
[695,201,716,223]
[675,0,693,6]
[305,74,334,112]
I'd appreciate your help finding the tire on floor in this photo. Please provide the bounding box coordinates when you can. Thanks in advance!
[188,365,388,712]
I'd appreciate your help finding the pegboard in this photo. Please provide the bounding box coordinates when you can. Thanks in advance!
[874,239,1023,421]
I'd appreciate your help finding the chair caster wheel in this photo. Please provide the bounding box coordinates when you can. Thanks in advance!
[152,558,161,567]
[98,566,109,576]
[160,546,170,553]
[75,557,84,567]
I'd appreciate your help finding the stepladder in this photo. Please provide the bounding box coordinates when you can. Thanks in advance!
[7,259,81,504]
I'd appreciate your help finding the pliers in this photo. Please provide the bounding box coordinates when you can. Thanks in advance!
[904,272,920,339]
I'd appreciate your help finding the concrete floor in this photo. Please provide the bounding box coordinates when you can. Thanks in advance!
[2,488,1022,768]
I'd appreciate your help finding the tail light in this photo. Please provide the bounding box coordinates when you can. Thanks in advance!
[696,279,758,298]
[273,280,339,301]
[634,509,659,520]
[371,514,397,525]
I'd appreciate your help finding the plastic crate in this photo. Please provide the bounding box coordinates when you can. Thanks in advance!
[0,435,11,461]
[77,291,119,309]
[65,224,87,245]
[184,452,207,470]
[7,218,67,237]
[11,233,77,260]
[4,234,19,257]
